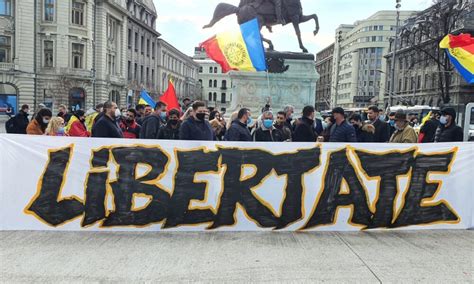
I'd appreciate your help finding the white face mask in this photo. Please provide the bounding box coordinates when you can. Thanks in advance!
[114,109,121,118]
[43,118,50,124]
[439,116,448,125]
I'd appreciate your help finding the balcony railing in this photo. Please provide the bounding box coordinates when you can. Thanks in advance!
[0,62,15,71]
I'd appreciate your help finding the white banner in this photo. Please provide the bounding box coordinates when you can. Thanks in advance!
[0,134,473,231]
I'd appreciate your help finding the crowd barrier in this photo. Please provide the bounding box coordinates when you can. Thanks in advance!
[0,134,473,231]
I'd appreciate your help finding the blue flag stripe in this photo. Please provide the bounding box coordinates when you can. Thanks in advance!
[240,18,267,72]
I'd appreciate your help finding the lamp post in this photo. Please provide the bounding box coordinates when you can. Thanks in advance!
[389,0,402,108]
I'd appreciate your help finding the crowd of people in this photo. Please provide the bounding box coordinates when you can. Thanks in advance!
[5,100,465,144]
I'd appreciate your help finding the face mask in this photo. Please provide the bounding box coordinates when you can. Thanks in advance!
[322,121,328,130]
[43,118,50,124]
[169,119,179,126]
[247,117,253,126]
[263,119,273,129]
[379,115,386,121]
[389,120,395,127]
[439,116,448,125]
[196,113,206,121]
[57,127,65,134]
[114,109,121,118]
[353,124,360,130]
[160,112,167,120]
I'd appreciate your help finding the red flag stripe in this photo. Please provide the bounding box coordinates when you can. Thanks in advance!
[200,36,235,73]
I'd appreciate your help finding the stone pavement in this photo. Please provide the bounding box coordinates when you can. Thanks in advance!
[1,230,472,283]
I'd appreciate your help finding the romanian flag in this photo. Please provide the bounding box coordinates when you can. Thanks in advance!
[139,89,156,108]
[440,34,474,84]
[200,18,267,73]
[160,79,180,112]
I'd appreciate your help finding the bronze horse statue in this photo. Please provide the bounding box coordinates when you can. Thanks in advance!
[203,0,319,53]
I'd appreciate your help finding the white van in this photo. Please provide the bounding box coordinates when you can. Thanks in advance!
[464,103,474,142]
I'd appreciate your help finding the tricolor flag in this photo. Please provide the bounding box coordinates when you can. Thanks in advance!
[440,33,474,84]
[160,79,180,112]
[139,89,156,108]
[200,18,267,73]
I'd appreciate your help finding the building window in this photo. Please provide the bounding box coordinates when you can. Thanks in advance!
[213,80,217,88]
[134,63,137,80]
[209,67,213,73]
[146,67,149,83]
[208,80,212,88]
[214,67,218,73]
[140,65,143,82]
[71,0,85,26]
[222,80,227,89]
[208,92,212,101]
[44,40,54,67]
[151,42,155,59]
[0,36,11,63]
[146,39,150,57]
[134,32,138,52]
[72,43,84,69]
[107,54,116,75]
[109,90,120,105]
[0,0,12,16]
[141,36,144,54]
[127,61,131,80]
[127,29,132,49]
[213,92,217,102]
[221,93,226,103]
[107,16,117,41]
[151,69,155,85]
[44,0,55,22]
[199,67,203,73]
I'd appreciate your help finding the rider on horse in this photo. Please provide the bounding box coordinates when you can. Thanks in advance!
[240,0,286,25]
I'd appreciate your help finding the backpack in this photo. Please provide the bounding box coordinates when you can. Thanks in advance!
[5,117,17,133]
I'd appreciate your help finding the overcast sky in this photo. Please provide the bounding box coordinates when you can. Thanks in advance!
[153,0,432,56]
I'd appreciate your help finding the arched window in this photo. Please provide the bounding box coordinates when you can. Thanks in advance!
[214,67,218,73]
[222,80,227,89]
[213,92,217,101]
[208,92,212,101]
[213,80,217,88]
[209,80,212,87]
[209,67,213,73]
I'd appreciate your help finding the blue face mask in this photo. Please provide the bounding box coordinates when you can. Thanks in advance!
[160,112,167,120]
[389,120,395,127]
[57,127,65,134]
[263,119,273,129]
[439,116,448,125]
[247,117,253,125]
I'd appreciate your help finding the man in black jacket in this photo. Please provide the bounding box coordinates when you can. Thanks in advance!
[92,101,123,138]
[179,101,216,141]
[293,106,317,142]
[254,111,285,142]
[367,105,390,142]
[158,109,181,140]
[11,104,30,134]
[349,114,375,142]
[140,102,167,139]
[329,107,357,143]
[225,108,253,142]
[434,107,464,142]
[419,111,440,143]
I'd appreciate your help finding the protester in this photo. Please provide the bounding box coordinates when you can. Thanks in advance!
[181,107,194,122]
[349,114,375,142]
[179,101,216,141]
[68,110,90,137]
[225,108,253,142]
[57,104,72,124]
[135,104,146,119]
[328,107,357,143]
[85,103,103,132]
[45,117,66,136]
[181,98,192,113]
[367,105,390,142]
[388,111,396,136]
[139,102,167,139]
[254,111,285,142]
[274,111,292,141]
[5,107,13,118]
[434,107,464,142]
[293,106,318,142]
[27,108,52,135]
[91,101,123,138]
[119,109,141,139]
[137,105,152,125]
[9,104,30,134]
[389,110,418,143]
[283,105,295,131]
[419,111,440,143]
[320,116,334,142]
[210,119,225,141]
[158,109,181,140]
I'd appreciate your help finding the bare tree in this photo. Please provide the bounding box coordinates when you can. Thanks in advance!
[400,0,471,104]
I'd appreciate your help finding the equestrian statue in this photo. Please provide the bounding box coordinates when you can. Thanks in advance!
[203,0,320,53]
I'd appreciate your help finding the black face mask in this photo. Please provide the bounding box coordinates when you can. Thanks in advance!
[169,119,179,126]
[353,124,360,130]
[196,113,206,121]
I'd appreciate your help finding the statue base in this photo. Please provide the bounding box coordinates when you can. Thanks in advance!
[225,52,319,116]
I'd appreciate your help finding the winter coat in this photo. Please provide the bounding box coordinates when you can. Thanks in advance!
[355,124,375,143]
[420,118,440,143]
[91,115,123,138]
[434,123,464,143]
[119,120,141,139]
[26,119,45,135]
[274,123,292,141]
[293,117,317,142]
[329,121,357,143]
[12,111,30,134]
[389,125,418,143]
[179,117,216,141]
[254,127,285,142]
[225,120,253,142]
[158,122,181,140]
[372,119,390,142]
[139,115,164,139]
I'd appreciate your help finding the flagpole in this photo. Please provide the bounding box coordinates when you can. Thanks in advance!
[266,70,271,105]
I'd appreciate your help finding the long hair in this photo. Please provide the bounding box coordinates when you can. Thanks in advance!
[45,117,64,136]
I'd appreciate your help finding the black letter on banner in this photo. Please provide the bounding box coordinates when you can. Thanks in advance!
[82,148,110,227]
[392,151,459,227]
[355,149,414,228]
[102,147,170,227]
[209,149,278,229]
[164,149,220,228]
[273,147,321,229]
[303,149,372,229]
[25,146,84,226]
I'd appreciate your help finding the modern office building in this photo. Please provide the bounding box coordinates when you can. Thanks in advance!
[331,11,416,109]
[315,43,334,111]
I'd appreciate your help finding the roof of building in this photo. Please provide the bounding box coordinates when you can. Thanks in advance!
[140,0,156,14]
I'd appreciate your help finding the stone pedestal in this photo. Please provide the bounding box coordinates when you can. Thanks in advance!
[226,52,319,115]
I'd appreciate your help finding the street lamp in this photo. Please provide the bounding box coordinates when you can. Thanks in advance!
[389,0,402,108]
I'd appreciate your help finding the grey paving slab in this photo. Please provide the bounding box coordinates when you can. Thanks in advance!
[0,230,472,283]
